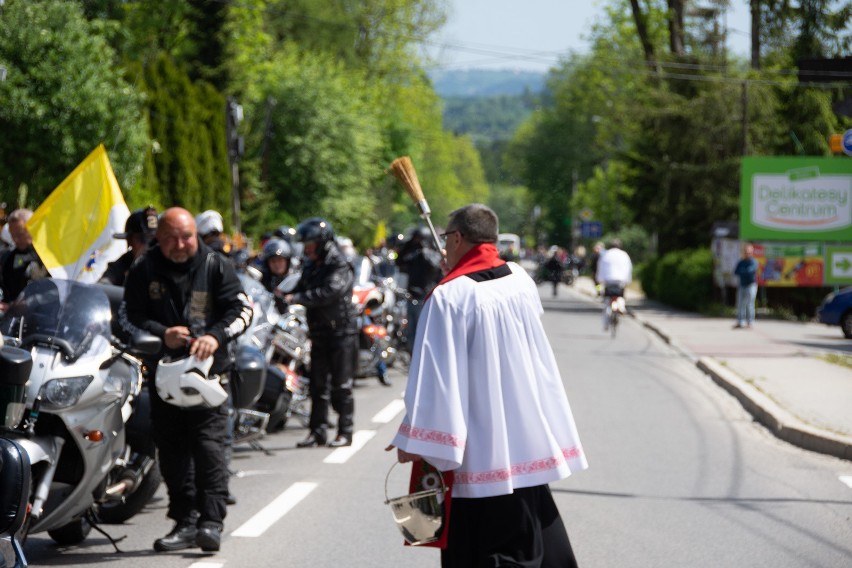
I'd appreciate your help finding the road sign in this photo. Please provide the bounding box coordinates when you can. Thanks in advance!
[579,208,593,221]
[842,129,852,156]
[580,221,603,239]
[825,245,852,285]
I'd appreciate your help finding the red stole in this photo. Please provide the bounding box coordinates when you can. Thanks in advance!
[433,243,505,292]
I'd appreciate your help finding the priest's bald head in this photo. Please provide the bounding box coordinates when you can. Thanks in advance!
[444,204,499,269]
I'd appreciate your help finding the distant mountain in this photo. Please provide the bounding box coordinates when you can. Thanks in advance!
[429,69,546,98]
[442,93,538,144]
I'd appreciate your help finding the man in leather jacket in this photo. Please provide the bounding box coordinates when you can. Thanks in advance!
[99,206,158,286]
[396,226,442,349]
[120,207,252,553]
[0,208,48,309]
[284,217,357,449]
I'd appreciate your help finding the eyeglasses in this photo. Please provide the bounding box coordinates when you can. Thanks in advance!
[439,230,460,246]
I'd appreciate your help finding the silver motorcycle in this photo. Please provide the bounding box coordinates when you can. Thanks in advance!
[0,279,160,546]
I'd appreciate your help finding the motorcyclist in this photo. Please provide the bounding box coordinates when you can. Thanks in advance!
[396,226,442,350]
[196,210,230,261]
[0,208,48,310]
[259,238,293,313]
[100,206,158,286]
[120,207,252,553]
[542,246,564,297]
[283,217,357,448]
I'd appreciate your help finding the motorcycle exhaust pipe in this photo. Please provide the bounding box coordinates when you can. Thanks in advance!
[104,455,155,499]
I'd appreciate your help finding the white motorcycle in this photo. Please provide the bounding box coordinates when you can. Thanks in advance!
[0,279,160,546]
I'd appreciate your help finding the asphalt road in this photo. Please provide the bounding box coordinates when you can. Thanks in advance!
[15,285,852,568]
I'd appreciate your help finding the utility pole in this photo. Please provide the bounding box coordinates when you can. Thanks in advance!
[741,82,749,156]
[226,97,244,234]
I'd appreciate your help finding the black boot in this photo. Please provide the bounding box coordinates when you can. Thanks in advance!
[297,432,327,448]
[196,522,223,552]
[154,520,198,552]
[378,373,391,386]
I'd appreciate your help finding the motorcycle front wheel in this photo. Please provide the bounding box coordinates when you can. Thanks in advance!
[47,516,92,545]
[265,389,293,433]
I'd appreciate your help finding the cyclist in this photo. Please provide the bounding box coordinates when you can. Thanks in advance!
[595,238,632,331]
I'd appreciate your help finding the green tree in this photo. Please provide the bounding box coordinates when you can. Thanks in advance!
[0,0,147,206]
[255,48,385,243]
[138,54,231,217]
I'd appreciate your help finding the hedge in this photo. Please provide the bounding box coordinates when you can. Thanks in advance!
[640,248,714,311]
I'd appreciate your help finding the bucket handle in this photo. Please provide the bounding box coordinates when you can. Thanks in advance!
[384,460,447,504]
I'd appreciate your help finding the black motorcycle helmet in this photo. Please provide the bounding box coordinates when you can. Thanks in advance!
[295,217,335,257]
[273,225,296,243]
[262,238,292,261]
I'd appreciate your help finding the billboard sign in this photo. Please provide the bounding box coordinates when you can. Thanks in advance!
[824,244,852,285]
[740,157,852,241]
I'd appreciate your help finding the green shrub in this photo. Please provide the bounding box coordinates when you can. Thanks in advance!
[640,248,714,311]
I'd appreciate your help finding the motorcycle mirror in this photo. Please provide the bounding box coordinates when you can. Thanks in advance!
[277,273,300,294]
[245,265,263,281]
[130,331,163,356]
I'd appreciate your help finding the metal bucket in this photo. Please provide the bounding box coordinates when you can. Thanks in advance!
[384,461,446,546]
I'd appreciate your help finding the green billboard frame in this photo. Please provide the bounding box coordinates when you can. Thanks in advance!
[740,157,852,241]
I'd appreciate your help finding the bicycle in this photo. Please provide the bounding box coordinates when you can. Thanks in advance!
[603,283,626,338]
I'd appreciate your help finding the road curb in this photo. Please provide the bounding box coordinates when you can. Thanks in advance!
[637,311,852,462]
[572,280,852,461]
[696,357,852,462]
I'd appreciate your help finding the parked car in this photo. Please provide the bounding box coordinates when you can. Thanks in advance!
[816,286,852,339]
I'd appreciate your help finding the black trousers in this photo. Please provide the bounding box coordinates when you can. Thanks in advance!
[441,485,578,568]
[308,332,356,438]
[151,393,229,527]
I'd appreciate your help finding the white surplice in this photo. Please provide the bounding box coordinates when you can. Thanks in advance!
[391,262,588,498]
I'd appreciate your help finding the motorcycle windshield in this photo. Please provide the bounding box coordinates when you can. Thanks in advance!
[0,279,112,359]
[354,256,374,287]
[238,273,270,312]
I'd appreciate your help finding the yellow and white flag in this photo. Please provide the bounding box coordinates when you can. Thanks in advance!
[27,145,130,283]
[373,220,387,248]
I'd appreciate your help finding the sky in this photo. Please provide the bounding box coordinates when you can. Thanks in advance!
[428,0,752,72]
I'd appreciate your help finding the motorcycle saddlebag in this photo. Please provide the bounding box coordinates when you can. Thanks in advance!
[0,346,32,429]
[0,437,31,535]
[231,345,267,409]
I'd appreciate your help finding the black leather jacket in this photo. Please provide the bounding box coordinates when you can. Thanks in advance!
[120,241,253,371]
[291,246,357,336]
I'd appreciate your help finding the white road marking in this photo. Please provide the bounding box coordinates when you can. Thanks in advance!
[372,399,406,424]
[839,476,852,489]
[231,481,317,538]
[188,563,224,568]
[323,430,376,464]
[233,469,280,478]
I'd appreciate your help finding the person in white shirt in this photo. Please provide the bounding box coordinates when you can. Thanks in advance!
[387,203,587,567]
[595,239,633,329]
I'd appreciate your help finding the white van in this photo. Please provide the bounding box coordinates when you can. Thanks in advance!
[497,233,521,258]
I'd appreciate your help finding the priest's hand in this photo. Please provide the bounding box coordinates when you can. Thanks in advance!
[385,444,422,463]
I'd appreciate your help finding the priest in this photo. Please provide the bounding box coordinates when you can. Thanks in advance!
[387,203,588,567]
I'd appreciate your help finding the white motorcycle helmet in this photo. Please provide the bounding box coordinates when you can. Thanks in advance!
[155,355,227,408]
[195,210,224,238]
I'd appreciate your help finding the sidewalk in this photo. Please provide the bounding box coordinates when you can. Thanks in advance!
[571,277,852,462]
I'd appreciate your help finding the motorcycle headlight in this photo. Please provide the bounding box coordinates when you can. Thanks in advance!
[104,365,139,405]
[40,376,94,410]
